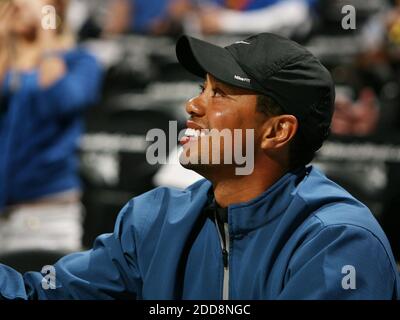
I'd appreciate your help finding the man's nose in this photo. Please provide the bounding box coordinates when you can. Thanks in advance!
[185,96,205,117]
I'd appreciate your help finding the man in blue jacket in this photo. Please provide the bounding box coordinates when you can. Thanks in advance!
[1,33,399,300]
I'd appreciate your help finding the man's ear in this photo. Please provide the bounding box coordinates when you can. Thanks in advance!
[260,115,298,151]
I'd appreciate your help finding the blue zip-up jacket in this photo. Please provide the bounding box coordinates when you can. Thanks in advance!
[0,166,399,299]
[0,48,102,210]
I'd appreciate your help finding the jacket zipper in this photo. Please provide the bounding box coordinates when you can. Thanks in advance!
[214,211,230,300]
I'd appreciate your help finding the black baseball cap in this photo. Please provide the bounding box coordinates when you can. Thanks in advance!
[176,33,335,152]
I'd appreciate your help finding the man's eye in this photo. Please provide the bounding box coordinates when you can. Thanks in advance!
[198,85,224,97]
[212,89,224,97]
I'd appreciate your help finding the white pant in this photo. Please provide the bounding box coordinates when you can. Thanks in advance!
[0,202,83,254]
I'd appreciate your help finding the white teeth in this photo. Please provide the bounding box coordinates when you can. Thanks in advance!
[184,128,195,137]
[184,128,202,138]
[184,128,210,138]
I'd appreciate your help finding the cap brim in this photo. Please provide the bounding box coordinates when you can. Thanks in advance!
[176,35,254,91]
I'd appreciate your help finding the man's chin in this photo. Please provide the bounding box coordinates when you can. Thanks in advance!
[179,157,234,181]
[179,155,214,175]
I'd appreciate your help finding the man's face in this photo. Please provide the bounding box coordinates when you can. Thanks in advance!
[179,73,265,175]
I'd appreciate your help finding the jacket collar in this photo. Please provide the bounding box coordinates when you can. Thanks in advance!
[203,166,310,236]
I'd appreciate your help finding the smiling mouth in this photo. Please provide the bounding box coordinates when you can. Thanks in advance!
[180,128,209,146]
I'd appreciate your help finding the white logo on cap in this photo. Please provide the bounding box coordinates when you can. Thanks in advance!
[235,41,251,45]
[234,75,251,83]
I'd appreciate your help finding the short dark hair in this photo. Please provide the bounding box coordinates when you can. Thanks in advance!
[256,95,316,169]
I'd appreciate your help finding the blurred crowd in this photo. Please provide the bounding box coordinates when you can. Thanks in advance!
[1,0,400,270]
[68,0,315,38]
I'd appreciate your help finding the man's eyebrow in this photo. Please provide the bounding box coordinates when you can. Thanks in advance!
[207,76,238,98]
[211,79,229,92]
[214,81,238,96]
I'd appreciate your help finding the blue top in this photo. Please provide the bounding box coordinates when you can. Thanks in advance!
[0,48,102,210]
[200,0,317,11]
[129,0,170,33]
[0,166,398,299]
[128,0,317,33]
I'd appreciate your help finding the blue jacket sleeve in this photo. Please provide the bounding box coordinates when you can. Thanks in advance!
[34,49,103,118]
[278,224,400,300]
[0,201,142,300]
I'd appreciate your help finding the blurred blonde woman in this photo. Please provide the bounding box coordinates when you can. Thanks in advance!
[0,0,103,253]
